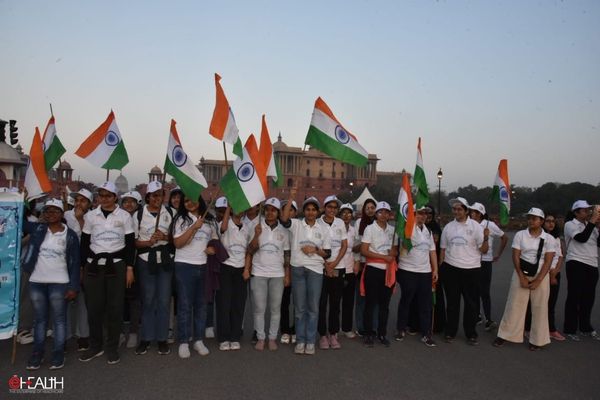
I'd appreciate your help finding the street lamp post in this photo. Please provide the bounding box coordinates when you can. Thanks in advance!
[437,168,443,221]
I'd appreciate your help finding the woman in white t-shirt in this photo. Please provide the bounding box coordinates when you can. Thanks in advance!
[396,206,438,347]
[340,203,359,338]
[494,208,554,350]
[563,200,600,341]
[353,198,377,336]
[172,195,216,358]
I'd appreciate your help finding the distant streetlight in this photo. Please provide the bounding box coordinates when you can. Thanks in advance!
[349,181,354,197]
[437,168,443,219]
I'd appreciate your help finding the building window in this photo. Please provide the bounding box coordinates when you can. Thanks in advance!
[332,183,336,189]
[341,172,345,179]
[319,160,323,166]
[332,171,336,178]
[319,170,323,178]
[287,178,293,187]
[306,169,310,177]
[306,160,310,164]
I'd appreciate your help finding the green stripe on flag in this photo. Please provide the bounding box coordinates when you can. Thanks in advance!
[305,126,367,167]
[220,169,252,214]
[44,138,66,171]
[102,141,129,171]
[164,157,205,200]
[233,137,243,159]
[273,157,283,187]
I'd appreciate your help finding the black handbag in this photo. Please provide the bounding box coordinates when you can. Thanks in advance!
[519,238,545,277]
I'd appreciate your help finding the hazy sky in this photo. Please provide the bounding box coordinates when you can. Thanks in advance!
[1,0,599,192]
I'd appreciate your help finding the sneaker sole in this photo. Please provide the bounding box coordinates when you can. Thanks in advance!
[107,358,120,365]
[49,364,64,370]
[79,351,104,362]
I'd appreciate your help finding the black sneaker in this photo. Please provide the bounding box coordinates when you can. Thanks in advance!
[77,337,90,352]
[251,331,258,345]
[26,352,43,370]
[135,341,150,355]
[444,335,455,344]
[493,337,505,347]
[485,321,497,331]
[78,349,104,362]
[107,351,120,365]
[157,341,170,355]
[421,336,437,347]
[363,335,374,348]
[467,337,479,346]
[529,343,541,351]
[378,336,391,347]
[394,331,405,342]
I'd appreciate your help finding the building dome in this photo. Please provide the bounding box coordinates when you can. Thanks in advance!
[115,173,129,194]
[150,165,162,175]
[0,142,27,165]
[58,160,72,169]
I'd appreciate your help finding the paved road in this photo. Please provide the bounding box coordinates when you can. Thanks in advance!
[2,235,600,400]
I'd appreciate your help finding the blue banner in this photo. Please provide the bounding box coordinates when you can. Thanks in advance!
[0,192,24,340]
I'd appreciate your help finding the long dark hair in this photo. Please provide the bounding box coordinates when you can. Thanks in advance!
[170,195,208,237]
[544,212,562,239]
[425,203,442,235]
[358,198,377,236]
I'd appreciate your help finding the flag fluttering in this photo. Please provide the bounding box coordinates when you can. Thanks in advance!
[259,115,282,187]
[220,134,267,214]
[305,97,368,167]
[75,111,129,171]
[209,73,242,157]
[491,159,510,225]
[396,173,415,251]
[24,127,52,200]
[41,116,66,171]
[164,119,208,201]
[413,137,429,209]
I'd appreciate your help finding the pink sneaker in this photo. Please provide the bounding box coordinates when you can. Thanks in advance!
[329,334,341,349]
[549,331,566,341]
[319,335,330,350]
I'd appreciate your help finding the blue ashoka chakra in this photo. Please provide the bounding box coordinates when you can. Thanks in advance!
[401,202,409,219]
[499,186,509,202]
[237,162,255,183]
[172,145,187,167]
[334,125,350,144]
[105,130,120,146]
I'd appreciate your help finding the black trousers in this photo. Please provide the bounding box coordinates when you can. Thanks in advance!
[364,266,393,337]
[525,272,561,332]
[216,265,247,342]
[341,272,356,332]
[564,261,599,334]
[397,270,433,337]
[280,285,294,335]
[441,263,480,339]
[84,261,126,354]
[318,271,345,336]
[479,261,493,321]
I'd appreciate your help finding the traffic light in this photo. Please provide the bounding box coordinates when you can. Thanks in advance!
[0,120,6,143]
[9,120,18,145]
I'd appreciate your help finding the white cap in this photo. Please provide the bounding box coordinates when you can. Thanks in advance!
[122,191,143,204]
[291,200,298,211]
[526,207,545,219]
[98,181,118,195]
[323,195,341,208]
[147,180,163,194]
[449,197,469,209]
[67,196,75,206]
[571,200,592,211]
[375,201,391,212]
[43,198,64,212]
[340,203,353,212]
[415,205,432,212]
[265,197,281,210]
[302,196,321,210]
[215,196,228,209]
[469,202,486,216]
[70,188,93,203]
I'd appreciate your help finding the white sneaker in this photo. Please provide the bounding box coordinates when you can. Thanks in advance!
[205,327,215,339]
[294,343,305,354]
[230,342,241,350]
[219,341,231,351]
[47,329,53,338]
[305,343,316,355]
[178,343,190,359]
[291,334,297,344]
[193,340,210,356]
[343,331,356,339]
[280,333,291,344]
[126,333,138,349]
[17,330,34,345]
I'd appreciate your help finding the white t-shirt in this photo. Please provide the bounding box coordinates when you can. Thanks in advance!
[318,216,348,268]
[252,220,290,277]
[362,222,396,270]
[64,209,83,240]
[479,220,505,262]
[173,215,216,265]
[440,217,484,269]
[288,218,331,274]
[354,217,374,263]
[512,229,554,275]
[219,220,252,269]
[83,206,134,262]
[342,224,356,274]
[30,224,69,284]
[133,205,173,262]
[242,215,260,231]
[398,224,435,273]
[547,235,563,270]
[564,219,599,267]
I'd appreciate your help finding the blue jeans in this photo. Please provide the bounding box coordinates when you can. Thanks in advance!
[291,267,323,345]
[138,258,173,342]
[29,282,68,363]
[174,262,207,343]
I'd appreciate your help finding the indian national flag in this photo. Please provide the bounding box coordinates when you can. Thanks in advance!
[413,137,429,208]
[164,119,208,200]
[220,134,267,214]
[396,173,415,251]
[305,97,368,167]
[41,116,66,171]
[259,115,282,187]
[75,111,129,170]
[491,159,510,225]
[24,127,52,200]
[209,73,242,157]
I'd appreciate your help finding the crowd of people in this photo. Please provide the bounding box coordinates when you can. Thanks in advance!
[11,183,600,370]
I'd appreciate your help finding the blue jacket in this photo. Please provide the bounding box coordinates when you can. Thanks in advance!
[22,221,81,292]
